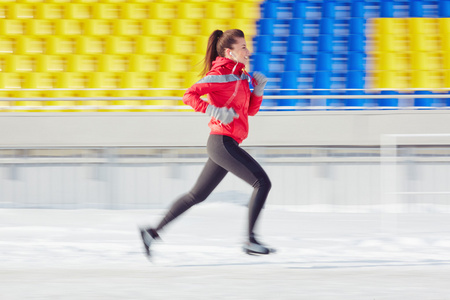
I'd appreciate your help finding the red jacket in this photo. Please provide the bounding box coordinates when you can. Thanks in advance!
[183,57,263,144]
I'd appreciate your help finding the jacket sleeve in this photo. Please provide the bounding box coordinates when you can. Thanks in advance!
[183,81,218,113]
[248,93,263,116]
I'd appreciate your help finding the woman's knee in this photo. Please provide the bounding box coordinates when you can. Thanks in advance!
[254,174,271,191]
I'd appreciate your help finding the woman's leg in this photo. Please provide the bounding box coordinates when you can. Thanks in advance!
[155,158,228,232]
[207,135,272,238]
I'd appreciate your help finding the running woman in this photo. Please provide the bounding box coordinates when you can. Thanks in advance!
[140,29,271,256]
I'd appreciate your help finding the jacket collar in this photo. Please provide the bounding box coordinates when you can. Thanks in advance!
[211,57,246,75]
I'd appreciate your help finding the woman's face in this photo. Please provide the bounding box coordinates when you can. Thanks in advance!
[226,37,251,67]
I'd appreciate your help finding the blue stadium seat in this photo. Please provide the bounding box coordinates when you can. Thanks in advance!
[287,35,303,53]
[439,0,450,17]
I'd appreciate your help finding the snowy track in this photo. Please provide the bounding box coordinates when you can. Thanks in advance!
[1,203,450,299]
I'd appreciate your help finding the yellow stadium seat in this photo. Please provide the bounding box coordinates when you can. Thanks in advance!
[0,4,7,19]
[57,72,89,89]
[184,72,201,87]
[189,53,204,74]
[411,52,442,70]
[410,34,440,52]
[0,55,5,72]
[89,72,122,90]
[23,72,57,89]
[26,19,56,35]
[5,55,37,72]
[129,55,160,72]
[171,19,202,36]
[229,19,257,37]
[178,2,206,19]
[76,36,107,55]
[0,19,27,35]
[46,36,77,55]
[0,37,15,54]
[135,36,166,54]
[374,52,409,71]
[120,3,148,19]
[105,36,135,55]
[91,3,121,19]
[159,54,190,73]
[373,70,409,90]
[84,19,114,36]
[55,19,84,35]
[37,55,68,72]
[67,55,98,72]
[373,18,408,35]
[234,2,260,19]
[375,34,409,52]
[205,2,234,19]
[166,36,197,54]
[148,2,178,19]
[98,55,129,72]
[142,19,172,35]
[16,36,46,54]
[0,73,22,89]
[442,52,450,69]
[113,19,143,36]
[36,3,65,19]
[6,3,36,19]
[408,18,439,35]
[65,3,92,19]
[411,70,443,89]
[200,19,231,36]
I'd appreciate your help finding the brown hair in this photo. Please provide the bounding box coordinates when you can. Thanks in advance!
[200,29,245,77]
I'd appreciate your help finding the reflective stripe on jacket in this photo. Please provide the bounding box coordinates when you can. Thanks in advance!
[183,57,263,144]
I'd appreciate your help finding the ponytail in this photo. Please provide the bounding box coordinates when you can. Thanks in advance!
[200,29,245,77]
[201,30,223,77]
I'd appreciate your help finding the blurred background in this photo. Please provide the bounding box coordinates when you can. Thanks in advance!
[1,0,450,212]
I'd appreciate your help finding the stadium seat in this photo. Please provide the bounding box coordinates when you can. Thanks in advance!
[0,19,26,36]
[84,19,114,36]
[135,36,165,55]
[120,3,148,19]
[5,55,36,72]
[26,19,55,35]
[76,36,106,55]
[142,19,172,36]
[37,55,68,72]
[113,19,143,35]
[91,3,121,19]
[36,3,65,19]
[105,36,135,55]
[177,2,206,19]
[148,2,178,19]
[46,36,77,55]
[171,19,202,36]
[65,3,92,19]
[16,36,46,55]
[205,2,234,19]
[129,54,160,73]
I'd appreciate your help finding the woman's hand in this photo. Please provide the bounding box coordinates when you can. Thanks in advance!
[206,105,239,124]
[252,72,268,96]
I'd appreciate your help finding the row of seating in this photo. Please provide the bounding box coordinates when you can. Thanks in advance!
[0,72,200,89]
[0,18,257,37]
[0,35,211,55]
[0,2,261,20]
[0,54,204,73]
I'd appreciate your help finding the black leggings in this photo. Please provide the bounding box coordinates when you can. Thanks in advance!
[155,134,271,238]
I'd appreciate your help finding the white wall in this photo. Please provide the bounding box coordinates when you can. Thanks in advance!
[1,110,450,147]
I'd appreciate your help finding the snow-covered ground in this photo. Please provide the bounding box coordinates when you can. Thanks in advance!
[1,202,450,300]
